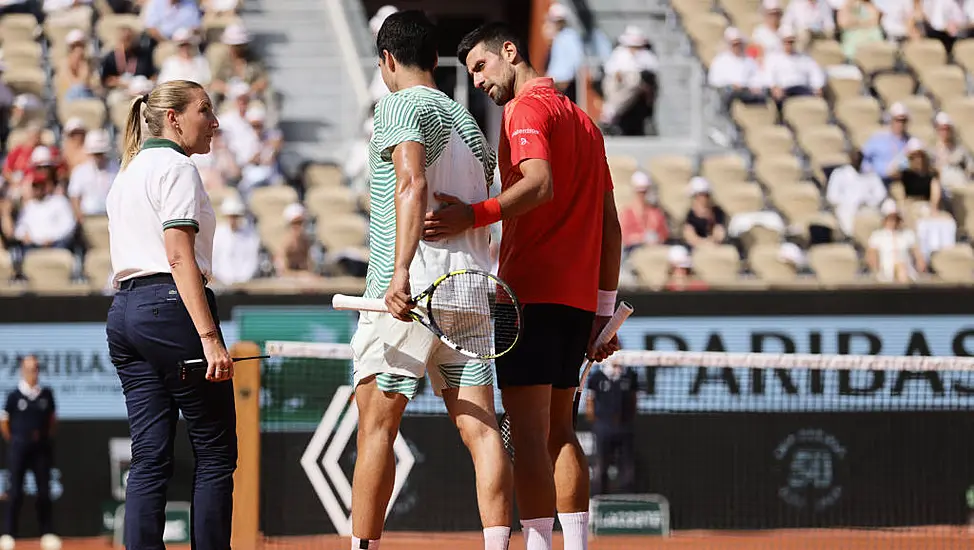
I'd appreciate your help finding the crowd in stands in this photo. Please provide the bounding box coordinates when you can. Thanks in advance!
[0,0,371,294]
[613,0,974,290]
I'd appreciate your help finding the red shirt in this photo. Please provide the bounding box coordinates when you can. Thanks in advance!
[497,77,613,312]
[619,203,668,247]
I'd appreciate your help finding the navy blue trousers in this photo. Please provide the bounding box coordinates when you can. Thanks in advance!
[4,438,53,537]
[106,278,237,550]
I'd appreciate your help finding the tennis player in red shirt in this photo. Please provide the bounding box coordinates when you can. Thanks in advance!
[424,22,623,550]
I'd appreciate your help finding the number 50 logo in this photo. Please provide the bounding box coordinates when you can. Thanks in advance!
[774,429,847,511]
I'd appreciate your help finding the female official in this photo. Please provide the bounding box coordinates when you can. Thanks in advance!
[105,79,236,550]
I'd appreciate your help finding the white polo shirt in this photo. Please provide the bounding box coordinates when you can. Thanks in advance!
[106,138,216,288]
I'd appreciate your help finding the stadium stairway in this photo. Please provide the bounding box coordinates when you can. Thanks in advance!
[239,0,372,166]
[583,0,738,159]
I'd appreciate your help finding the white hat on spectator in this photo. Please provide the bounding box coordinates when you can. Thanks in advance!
[245,103,266,124]
[631,171,652,191]
[668,245,692,269]
[880,198,899,217]
[127,75,154,96]
[777,25,797,40]
[547,3,570,21]
[777,242,805,267]
[619,26,648,47]
[222,24,251,46]
[228,81,251,100]
[905,137,924,154]
[84,129,111,154]
[66,28,87,46]
[31,146,56,167]
[208,0,238,12]
[221,196,247,217]
[284,203,306,223]
[370,5,399,36]
[888,102,909,119]
[763,0,782,11]
[935,112,952,127]
[64,117,86,134]
[173,27,198,45]
[688,176,711,196]
[724,27,744,44]
[14,94,40,110]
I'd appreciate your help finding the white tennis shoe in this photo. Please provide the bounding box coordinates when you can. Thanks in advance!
[0,534,14,550]
[40,534,61,550]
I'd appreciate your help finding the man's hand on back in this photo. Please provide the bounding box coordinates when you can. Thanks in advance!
[423,192,474,241]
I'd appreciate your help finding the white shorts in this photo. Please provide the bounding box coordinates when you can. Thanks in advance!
[349,310,494,400]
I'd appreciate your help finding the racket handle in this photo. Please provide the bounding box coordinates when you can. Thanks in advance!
[332,294,389,313]
[594,301,634,348]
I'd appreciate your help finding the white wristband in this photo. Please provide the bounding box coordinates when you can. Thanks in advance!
[597,289,617,317]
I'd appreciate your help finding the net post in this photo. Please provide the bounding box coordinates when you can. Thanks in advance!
[231,340,263,550]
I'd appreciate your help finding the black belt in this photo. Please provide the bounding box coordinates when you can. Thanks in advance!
[119,273,207,290]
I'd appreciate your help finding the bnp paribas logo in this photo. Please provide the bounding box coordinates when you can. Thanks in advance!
[774,428,847,511]
[301,385,416,536]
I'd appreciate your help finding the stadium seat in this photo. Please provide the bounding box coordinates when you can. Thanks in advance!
[782,96,830,130]
[835,96,881,131]
[658,183,691,221]
[771,182,821,224]
[851,208,883,250]
[22,249,77,293]
[952,39,974,75]
[872,73,916,107]
[754,155,802,192]
[738,223,782,253]
[96,14,142,49]
[691,244,741,285]
[732,12,762,37]
[2,66,46,97]
[83,248,112,290]
[713,181,764,216]
[153,40,180,69]
[748,243,798,284]
[317,214,368,251]
[700,153,748,187]
[900,39,947,77]
[205,42,231,75]
[0,14,40,43]
[852,41,897,76]
[826,74,863,104]
[797,125,847,166]
[207,187,242,219]
[808,39,846,68]
[248,185,299,223]
[684,14,727,50]
[202,12,242,44]
[647,155,694,190]
[0,41,42,69]
[626,245,671,289]
[304,163,344,190]
[58,99,107,130]
[731,100,777,133]
[943,97,974,128]
[257,220,290,255]
[82,216,110,250]
[931,244,974,284]
[716,0,755,25]
[807,243,861,285]
[305,185,359,219]
[0,249,12,283]
[899,94,934,125]
[745,125,795,158]
[921,65,967,107]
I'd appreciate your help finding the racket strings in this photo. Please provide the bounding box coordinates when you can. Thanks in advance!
[429,272,520,357]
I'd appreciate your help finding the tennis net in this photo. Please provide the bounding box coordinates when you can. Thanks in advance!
[259,340,974,548]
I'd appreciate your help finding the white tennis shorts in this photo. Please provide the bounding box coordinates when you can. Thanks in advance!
[350,310,494,400]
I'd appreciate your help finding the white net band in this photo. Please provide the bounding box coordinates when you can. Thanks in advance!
[264,341,974,371]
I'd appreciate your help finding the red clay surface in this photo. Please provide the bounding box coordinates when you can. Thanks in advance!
[19,527,974,550]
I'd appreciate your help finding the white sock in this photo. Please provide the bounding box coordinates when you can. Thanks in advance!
[558,511,589,550]
[520,517,554,550]
[351,536,380,549]
[483,525,511,550]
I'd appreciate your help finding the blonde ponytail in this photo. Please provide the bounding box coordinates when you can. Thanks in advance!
[121,95,146,169]
[119,80,205,169]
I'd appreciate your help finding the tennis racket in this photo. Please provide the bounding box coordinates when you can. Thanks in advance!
[499,301,634,461]
[332,269,522,361]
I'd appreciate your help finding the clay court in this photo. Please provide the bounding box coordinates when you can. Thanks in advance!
[11,527,974,550]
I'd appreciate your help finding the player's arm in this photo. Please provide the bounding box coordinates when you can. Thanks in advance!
[386,141,428,321]
[589,181,624,362]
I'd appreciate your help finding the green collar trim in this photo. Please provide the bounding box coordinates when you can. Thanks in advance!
[141,138,187,157]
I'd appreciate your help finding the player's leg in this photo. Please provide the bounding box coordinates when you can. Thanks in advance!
[495,304,564,550]
[350,374,412,547]
[3,442,28,540]
[30,444,53,537]
[549,306,597,550]
[433,361,512,550]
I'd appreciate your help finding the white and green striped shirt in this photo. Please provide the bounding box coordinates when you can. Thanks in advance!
[365,85,497,299]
